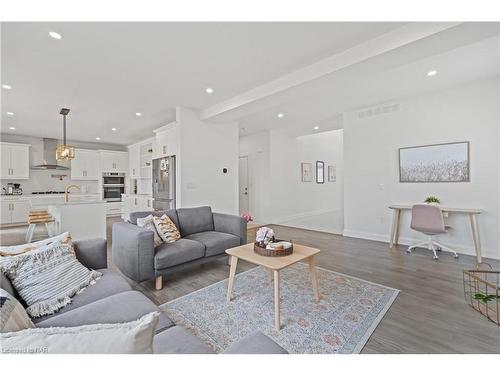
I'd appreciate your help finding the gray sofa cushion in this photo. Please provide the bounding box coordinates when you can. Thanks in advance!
[33,269,132,323]
[1,271,17,298]
[185,231,240,257]
[130,209,180,230]
[36,290,174,333]
[154,239,205,270]
[153,326,214,354]
[223,332,288,354]
[176,206,214,237]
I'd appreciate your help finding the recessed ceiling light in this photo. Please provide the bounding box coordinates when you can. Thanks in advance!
[6,112,14,116]
[49,31,62,40]
[95,137,101,141]
[277,113,284,119]
[427,70,437,77]
[2,84,12,90]
[9,127,16,130]
[313,126,319,130]
[205,87,214,94]
[111,127,117,132]
[135,112,142,117]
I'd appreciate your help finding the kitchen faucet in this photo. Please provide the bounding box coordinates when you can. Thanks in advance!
[64,184,80,203]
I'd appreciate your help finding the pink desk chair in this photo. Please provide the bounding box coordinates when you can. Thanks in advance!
[408,204,458,260]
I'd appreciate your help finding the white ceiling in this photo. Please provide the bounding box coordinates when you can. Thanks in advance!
[1,22,498,144]
[0,22,404,144]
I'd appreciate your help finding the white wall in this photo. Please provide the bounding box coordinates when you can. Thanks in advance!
[343,79,500,259]
[176,107,239,214]
[0,134,125,194]
[239,129,344,233]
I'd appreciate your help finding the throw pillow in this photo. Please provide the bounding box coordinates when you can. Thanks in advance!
[0,232,72,257]
[0,241,102,318]
[136,215,163,247]
[0,288,35,333]
[0,312,159,354]
[153,214,181,243]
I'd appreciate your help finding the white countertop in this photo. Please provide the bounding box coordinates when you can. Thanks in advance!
[47,200,106,206]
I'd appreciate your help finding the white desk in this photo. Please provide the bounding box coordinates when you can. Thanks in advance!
[388,205,483,263]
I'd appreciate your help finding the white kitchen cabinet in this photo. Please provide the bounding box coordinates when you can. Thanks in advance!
[121,195,153,221]
[0,199,30,224]
[0,142,30,179]
[99,150,128,172]
[128,144,141,179]
[153,122,178,159]
[71,149,100,180]
[106,201,123,216]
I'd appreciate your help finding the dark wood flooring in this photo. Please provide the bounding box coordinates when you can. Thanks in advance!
[2,218,499,353]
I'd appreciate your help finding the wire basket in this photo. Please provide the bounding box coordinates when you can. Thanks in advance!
[463,265,500,325]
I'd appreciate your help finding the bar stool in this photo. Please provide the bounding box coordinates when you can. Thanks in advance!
[26,210,55,243]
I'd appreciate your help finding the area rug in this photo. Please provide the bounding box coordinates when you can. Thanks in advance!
[160,263,399,353]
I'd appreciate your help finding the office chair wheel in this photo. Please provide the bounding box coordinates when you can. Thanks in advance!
[433,255,439,260]
[406,248,412,254]
[453,253,459,259]
[436,247,442,251]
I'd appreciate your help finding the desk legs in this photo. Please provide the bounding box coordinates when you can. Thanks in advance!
[389,209,401,248]
[308,255,320,302]
[469,214,482,264]
[226,256,238,302]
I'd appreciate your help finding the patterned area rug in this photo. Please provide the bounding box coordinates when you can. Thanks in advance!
[160,263,399,353]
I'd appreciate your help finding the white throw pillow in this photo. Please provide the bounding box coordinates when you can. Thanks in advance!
[0,232,72,257]
[136,215,163,247]
[0,312,159,354]
[0,289,35,333]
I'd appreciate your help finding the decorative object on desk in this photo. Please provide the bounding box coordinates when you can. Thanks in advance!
[463,266,499,325]
[316,161,325,184]
[301,162,313,182]
[241,212,253,223]
[399,141,470,183]
[255,227,274,245]
[254,240,293,257]
[424,196,441,205]
[328,165,336,182]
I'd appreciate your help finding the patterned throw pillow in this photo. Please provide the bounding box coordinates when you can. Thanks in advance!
[0,288,35,333]
[136,215,163,247]
[0,232,72,257]
[153,214,181,243]
[0,241,102,318]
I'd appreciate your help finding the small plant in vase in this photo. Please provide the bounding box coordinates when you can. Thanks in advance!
[424,196,441,206]
[241,212,253,223]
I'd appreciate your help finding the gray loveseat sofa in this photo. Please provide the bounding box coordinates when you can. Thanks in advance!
[112,206,246,290]
[0,238,287,354]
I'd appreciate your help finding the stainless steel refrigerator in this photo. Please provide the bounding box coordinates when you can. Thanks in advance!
[152,156,176,210]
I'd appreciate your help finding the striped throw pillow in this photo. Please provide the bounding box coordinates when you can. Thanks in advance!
[0,241,102,318]
[153,214,181,243]
[0,232,73,257]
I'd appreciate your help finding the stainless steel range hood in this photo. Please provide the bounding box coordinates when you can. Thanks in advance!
[31,138,70,170]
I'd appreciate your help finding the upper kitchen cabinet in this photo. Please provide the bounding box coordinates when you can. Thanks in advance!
[0,142,30,179]
[128,143,141,179]
[99,150,128,173]
[153,122,178,159]
[128,138,153,179]
[70,149,100,180]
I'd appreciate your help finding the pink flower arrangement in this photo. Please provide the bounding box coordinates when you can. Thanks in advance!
[241,212,253,223]
[256,227,275,245]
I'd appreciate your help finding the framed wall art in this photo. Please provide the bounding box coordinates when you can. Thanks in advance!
[301,162,313,182]
[316,161,324,184]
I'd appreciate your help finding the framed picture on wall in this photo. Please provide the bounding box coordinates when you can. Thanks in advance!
[316,161,325,184]
[301,162,313,182]
[328,165,336,182]
[399,141,470,183]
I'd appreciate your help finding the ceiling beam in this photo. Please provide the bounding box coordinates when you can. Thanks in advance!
[200,22,461,121]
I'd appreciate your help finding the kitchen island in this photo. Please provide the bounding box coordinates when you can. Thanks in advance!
[47,200,106,241]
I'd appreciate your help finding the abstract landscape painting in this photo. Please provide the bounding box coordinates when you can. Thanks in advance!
[399,142,470,183]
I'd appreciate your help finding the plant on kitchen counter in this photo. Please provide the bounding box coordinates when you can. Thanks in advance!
[424,196,441,205]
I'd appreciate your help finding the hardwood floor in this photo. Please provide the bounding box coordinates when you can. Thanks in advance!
[2,218,499,353]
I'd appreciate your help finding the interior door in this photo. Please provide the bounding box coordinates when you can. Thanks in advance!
[238,156,249,215]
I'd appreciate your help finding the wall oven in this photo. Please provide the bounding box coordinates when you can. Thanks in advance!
[102,172,125,202]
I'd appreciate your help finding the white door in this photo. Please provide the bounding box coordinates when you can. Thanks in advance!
[238,156,249,215]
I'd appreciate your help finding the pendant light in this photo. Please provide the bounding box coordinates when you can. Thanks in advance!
[56,108,75,161]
